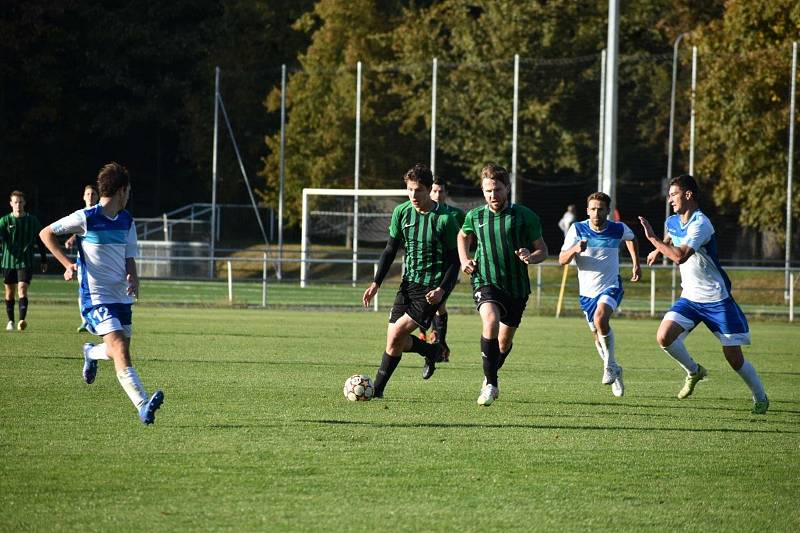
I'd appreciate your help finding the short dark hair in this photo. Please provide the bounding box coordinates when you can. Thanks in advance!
[84,184,98,193]
[480,163,510,187]
[9,190,25,200]
[669,174,699,197]
[97,162,130,197]
[403,163,433,189]
[587,192,611,209]
[432,176,447,189]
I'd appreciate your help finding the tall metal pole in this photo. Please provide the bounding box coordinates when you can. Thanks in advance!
[210,67,220,279]
[278,64,286,281]
[511,54,519,204]
[601,0,620,211]
[689,46,698,175]
[598,49,606,192]
[430,57,437,175]
[786,42,797,300]
[665,33,689,265]
[352,61,361,287]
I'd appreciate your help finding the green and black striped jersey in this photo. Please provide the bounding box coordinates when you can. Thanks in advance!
[0,213,44,269]
[441,203,466,228]
[461,203,542,298]
[389,201,459,287]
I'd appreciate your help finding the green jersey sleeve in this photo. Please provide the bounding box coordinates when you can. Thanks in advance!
[461,208,477,235]
[388,202,405,240]
[438,213,459,250]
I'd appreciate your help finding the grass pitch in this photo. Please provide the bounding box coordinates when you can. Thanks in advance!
[1,304,799,531]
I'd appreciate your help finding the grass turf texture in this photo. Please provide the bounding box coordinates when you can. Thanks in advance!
[1,305,798,531]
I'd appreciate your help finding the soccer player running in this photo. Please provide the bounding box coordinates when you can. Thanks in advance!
[559,192,640,397]
[639,174,768,414]
[1,191,48,331]
[40,163,165,425]
[362,164,461,398]
[458,164,548,406]
[417,176,466,362]
[66,184,99,332]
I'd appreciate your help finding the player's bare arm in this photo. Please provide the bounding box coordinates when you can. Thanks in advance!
[126,257,139,298]
[362,282,379,308]
[626,238,641,282]
[458,230,476,274]
[558,240,587,265]
[638,216,694,265]
[39,226,77,281]
[518,237,548,265]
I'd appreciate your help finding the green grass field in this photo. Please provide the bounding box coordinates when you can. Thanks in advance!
[1,301,799,531]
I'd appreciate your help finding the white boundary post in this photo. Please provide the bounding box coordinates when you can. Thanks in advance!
[430,57,437,175]
[689,46,697,175]
[601,0,620,210]
[790,271,795,322]
[278,64,286,281]
[373,264,379,312]
[353,61,362,288]
[227,260,233,303]
[210,67,220,279]
[785,42,797,300]
[262,252,268,307]
[536,264,542,307]
[511,53,519,204]
[650,268,656,317]
[598,49,606,192]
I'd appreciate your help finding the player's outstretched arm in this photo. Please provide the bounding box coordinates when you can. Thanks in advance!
[457,230,476,274]
[126,257,139,298]
[558,240,586,265]
[638,216,693,265]
[39,226,76,281]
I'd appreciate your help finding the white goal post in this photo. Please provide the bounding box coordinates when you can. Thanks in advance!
[300,188,407,288]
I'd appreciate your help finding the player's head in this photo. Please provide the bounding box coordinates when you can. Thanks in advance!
[83,184,99,207]
[404,164,434,210]
[480,163,509,212]
[97,162,131,206]
[586,192,611,225]
[668,174,699,214]
[9,190,26,216]
[430,176,448,204]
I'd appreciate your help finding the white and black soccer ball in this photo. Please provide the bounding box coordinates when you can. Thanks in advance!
[343,374,374,402]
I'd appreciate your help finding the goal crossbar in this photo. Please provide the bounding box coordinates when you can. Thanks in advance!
[301,188,407,287]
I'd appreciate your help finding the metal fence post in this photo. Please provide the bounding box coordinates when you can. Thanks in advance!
[373,264,379,312]
[650,268,656,317]
[262,252,268,307]
[227,260,233,304]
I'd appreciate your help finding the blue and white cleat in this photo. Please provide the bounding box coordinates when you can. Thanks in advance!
[82,343,97,384]
[139,390,164,425]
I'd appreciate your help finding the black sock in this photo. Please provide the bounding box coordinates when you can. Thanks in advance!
[481,336,500,386]
[409,335,437,358]
[374,352,401,394]
[433,313,448,345]
[18,297,28,321]
[5,299,14,322]
[497,344,513,370]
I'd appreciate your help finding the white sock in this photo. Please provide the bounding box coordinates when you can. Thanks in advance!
[116,367,148,409]
[662,338,699,374]
[736,359,766,401]
[594,338,606,363]
[88,344,111,361]
[599,329,616,368]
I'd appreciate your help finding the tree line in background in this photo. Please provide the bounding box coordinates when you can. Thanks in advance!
[1,0,798,253]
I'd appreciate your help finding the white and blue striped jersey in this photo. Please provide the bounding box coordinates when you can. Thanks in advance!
[50,205,138,309]
[666,210,730,303]
[561,220,635,298]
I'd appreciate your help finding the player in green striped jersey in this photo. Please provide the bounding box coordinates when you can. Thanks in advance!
[362,164,461,398]
[458,164,548,406]
[1,191,48,331]
[417,176,466,362]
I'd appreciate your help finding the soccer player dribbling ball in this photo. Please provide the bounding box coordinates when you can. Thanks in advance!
[458,164,548,406]
[559,192,640,397]
[639,174,769,414]
[363,164,461,398]
[39,162,164,425]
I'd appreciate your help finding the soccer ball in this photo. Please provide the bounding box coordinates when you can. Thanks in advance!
[343,374,374,402]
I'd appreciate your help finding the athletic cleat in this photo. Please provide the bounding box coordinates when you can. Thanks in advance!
[440,342,451,362]
[477,384,499,406]
[677,364,708,399]
[611,366,624,397]
[5,321,13,331]
[601,366,616,385]
[139,390,164,425]
[481,378,500,399]
[16,320,27,331]
[77,322,88,333]
[373,390,384,399]
[422,358,436,380]
[752,395,769,415]
[82,343,98,384]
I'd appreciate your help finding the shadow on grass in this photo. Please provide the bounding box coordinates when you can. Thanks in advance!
[300,418,797,434]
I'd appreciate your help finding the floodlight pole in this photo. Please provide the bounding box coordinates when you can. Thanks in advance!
[689,46,698,175]
[430,57,437,175]
[601,0,620,212]
[511,54,519,204]
[786,42,797,300]
[353,61,361,287]
[665,32,689,264]
[598,49,606,192]
[210,66,220,279]
[278,64,287,281]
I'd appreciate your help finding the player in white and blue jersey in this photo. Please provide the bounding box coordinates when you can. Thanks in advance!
[40,162,164,425]
[639,174,768,414]
[559,192,640,397]
[65,184,98,332]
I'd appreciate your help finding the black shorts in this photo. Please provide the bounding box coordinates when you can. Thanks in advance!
[473,284,528,328]
[389,280,443,330]
[3,268,33,285]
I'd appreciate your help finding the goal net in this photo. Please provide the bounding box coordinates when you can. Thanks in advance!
[300,188,408,287]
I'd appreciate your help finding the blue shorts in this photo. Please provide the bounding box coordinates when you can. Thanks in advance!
[579,286,624,332]
[82,303,133,338]
[664,297,750,346]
